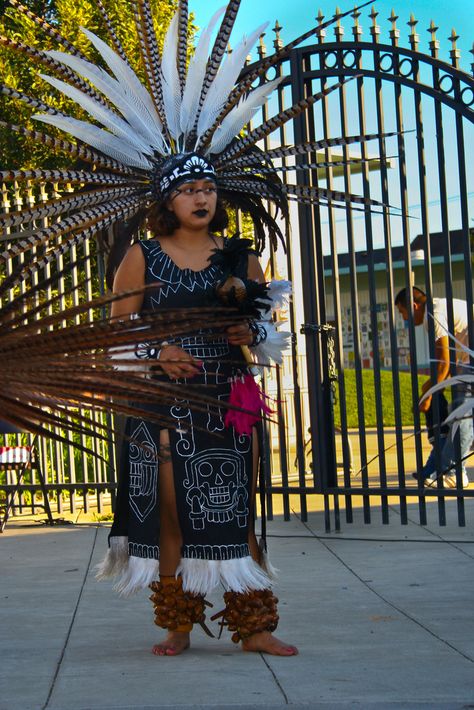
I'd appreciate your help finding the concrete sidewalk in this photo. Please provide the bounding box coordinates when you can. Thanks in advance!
[1,500,473,710]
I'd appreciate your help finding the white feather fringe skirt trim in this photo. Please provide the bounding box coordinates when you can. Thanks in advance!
[95,537,277,597]
[95,536,159,597]
[177,555,276,596]
[95,536,129,578]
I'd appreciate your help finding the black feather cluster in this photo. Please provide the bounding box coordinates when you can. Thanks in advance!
[208,234,255,279]
[209,235,271,317]
[234,279,271,317]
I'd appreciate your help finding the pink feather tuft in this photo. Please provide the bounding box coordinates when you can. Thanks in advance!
[225,374,273,436]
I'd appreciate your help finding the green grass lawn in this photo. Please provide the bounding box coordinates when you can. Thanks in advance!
[333,369,435,428]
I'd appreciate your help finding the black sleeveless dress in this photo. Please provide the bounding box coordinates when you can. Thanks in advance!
[101,239,271,596]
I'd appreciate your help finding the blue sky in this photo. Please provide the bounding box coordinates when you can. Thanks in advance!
[191,0,473,69]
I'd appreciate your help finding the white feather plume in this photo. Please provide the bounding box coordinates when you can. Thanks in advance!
[444,398,474,438]
[80,28,161,129]
[208,76,283,155]
[421,322,473,443]
[37,17,275,159]
[113,555,160,597]
[95,536,129,580]
[422,374,474,399]
[32,114,153,169]
[39,73,155,156]
[267,279,292,311]
[251,321,291,365]
[179,6,225,138]
[177,556,272,595]
[46,49,167,153]
[197,22,268,140]
[249,280,293,366]
[160,11,182,140]
[422,373,474,436]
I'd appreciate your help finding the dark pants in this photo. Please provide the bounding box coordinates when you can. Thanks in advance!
[424,392,449,443]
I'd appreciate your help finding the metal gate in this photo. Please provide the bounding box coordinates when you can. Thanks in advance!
[259,8,473,529]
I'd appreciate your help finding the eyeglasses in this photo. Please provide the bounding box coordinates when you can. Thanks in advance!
[174,185,217,197]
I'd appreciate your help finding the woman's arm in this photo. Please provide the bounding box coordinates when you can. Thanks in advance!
[247,255,292,366]
[110,243,146,320]
[247,253,265,284]
[226,254,264,346]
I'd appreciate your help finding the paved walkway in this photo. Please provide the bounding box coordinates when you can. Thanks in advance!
[1,500,474,710]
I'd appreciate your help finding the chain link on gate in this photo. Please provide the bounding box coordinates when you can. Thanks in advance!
[300,323,338,400]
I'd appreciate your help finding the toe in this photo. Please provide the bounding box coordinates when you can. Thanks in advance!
[152,644,169,656]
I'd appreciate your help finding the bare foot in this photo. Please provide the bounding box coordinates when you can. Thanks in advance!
[152,631,190,657]
[242,631,298,656]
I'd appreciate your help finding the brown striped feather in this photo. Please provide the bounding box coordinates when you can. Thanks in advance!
[0,120,136,175]
[134,0,167,127]
[0,283,249,446]
[8,0,88,59]
[0,169,136,185]
[177,0,189,94]
[215,77,357,164]
[0,186,143,230]
[96,0,129,63]
[0,196,144,262]
[263,131,404,159]
[0,35,111,108]
[192,0,240,133]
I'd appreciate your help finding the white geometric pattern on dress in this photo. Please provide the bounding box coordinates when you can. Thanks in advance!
[129,421,158,523]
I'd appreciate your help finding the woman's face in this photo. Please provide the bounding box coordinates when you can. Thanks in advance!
[167,178,218,230]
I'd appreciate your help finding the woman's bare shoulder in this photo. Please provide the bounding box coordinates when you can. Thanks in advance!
[114,242,146,286]
[123,242,145,264]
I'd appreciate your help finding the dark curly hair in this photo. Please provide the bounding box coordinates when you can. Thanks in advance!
[147,198,229,236]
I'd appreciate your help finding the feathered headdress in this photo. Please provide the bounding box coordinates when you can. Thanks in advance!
[0,0,394,285]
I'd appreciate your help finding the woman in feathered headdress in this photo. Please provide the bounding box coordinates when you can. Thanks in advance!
[100,148,296,656]
[1,0,386,656]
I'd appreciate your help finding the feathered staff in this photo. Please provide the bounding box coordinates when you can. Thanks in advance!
[0,0,398,291]
[0,279,247,452]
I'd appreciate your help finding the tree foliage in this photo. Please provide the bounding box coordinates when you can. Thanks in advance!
[0,0,191,168]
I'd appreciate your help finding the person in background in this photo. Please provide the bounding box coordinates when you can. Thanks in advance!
[395,286,473,488]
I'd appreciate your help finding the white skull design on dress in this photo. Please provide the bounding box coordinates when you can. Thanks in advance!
[183,449,248,530]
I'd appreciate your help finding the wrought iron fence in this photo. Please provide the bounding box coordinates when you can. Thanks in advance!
[1,6,473,529]
[257,7,473,529]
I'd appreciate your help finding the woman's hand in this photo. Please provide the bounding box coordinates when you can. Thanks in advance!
[158,344,202,380]
[227,322,253,346]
